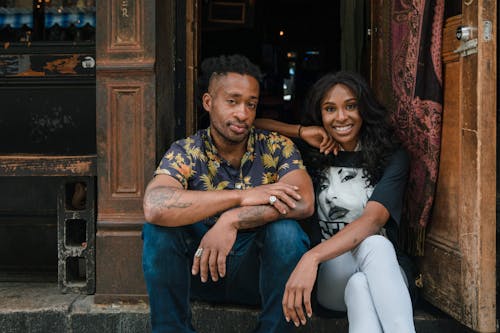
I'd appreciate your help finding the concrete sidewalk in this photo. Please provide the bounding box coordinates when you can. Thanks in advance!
[0,282,474,333]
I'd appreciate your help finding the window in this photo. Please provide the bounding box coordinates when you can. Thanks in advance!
[0,0,95,43]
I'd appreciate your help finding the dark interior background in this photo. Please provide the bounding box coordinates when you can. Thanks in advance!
[199,0,347,128]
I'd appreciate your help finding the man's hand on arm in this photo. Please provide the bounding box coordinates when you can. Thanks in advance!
[143,173,309,227]
[191,169,315,283]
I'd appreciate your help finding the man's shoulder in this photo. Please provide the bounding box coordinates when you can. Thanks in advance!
[252,128,296,147]
[169,129,207,151]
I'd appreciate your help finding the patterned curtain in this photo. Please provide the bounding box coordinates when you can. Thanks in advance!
[388,0,445,255]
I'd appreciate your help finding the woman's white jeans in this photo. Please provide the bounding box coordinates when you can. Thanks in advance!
[316,235,416,333]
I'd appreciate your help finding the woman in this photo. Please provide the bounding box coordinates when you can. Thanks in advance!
[254,71,415,333]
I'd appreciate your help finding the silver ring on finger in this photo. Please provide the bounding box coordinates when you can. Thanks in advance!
[269,195,277,205]
[195,248,203,258]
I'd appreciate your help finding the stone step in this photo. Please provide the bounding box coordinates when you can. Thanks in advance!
[190,302,475,333]
[0,283,475,333]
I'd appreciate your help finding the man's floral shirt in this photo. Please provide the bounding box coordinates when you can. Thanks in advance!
[155,127,305,226]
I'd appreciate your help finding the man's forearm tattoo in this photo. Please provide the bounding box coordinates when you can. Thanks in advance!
[236,205,271,229]
[146,187,191,209]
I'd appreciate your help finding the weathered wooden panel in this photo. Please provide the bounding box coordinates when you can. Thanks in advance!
[0,215,57,281]
[94,221,147,303]
[185,0,200,136]
[111,0,141,50]
[99,0,154,58]
[110,85,143,196]
[96,0,156,223]
[0,155,96,176]
[421,1,497,330]
[94,0,176,300]
[0,84,96,155]
[441,15,461,63]
[369,0,393,111]
[420,239,462,319]
[420,15,463,318]
[426,59,460,245]
[97,73,154,221]
[474,1,497,330]
[459,129,479,327]
[0,54,95,77]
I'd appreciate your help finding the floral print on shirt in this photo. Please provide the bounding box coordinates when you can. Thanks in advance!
[154,127,305,225]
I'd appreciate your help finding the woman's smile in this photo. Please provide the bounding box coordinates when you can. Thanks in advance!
[321,84,362,151]
[331,124,354,134]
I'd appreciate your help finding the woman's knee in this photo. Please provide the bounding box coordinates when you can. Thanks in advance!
[353,235,401,278]
[344,272,369,305]
[357,235,396,258]
[345,272,368,294]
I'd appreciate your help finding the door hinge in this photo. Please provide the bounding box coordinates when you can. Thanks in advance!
[483,20,493,41]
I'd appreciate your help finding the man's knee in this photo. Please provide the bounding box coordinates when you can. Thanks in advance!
[142,223,182,277]
[142,223,180,249]
[262,219,309,259]
[266,219,309,244]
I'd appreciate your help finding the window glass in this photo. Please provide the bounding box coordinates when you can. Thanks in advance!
[0,0,95,43]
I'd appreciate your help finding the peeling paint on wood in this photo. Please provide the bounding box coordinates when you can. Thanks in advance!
[0,54,95,77]
[43,55,79,74]
[0,155,97,176]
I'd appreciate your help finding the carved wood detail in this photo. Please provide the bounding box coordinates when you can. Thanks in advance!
[97,75,155,221]
[95,0,175,299]
[109,85,144,197]
[108,0,144,52]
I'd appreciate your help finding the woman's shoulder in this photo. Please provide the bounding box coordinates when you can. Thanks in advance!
[387,147,410,169]
[374,146,410,185]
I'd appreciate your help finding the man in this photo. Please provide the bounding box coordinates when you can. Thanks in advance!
[142,54,314,333]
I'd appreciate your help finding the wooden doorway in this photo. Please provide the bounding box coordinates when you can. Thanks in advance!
[184,1,497,332]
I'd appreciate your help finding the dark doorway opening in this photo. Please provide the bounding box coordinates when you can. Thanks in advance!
[198,0,370,130]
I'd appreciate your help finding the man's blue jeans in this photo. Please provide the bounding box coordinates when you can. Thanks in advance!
[142,219,309,333]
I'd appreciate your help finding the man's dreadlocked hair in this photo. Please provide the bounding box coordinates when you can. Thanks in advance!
[197,54,262,99]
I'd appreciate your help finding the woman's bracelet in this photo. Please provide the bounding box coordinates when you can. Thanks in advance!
[298,125,303,138]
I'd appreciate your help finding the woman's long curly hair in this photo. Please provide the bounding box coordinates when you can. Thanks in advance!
[302,71,400,186]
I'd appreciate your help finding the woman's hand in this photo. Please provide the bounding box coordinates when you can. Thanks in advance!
[300,126,338,155]
[282,252,319,327]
